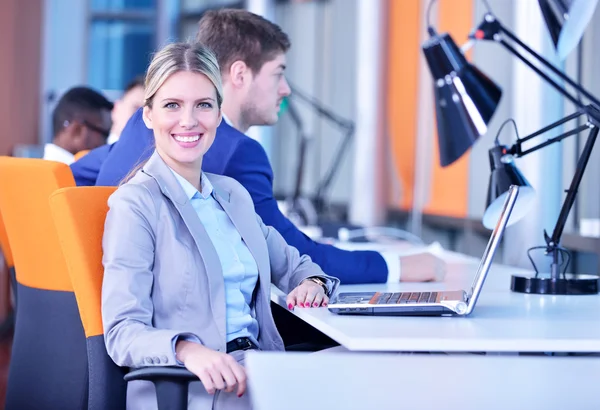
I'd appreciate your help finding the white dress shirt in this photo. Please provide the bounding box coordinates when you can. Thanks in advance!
[43,143,74,165]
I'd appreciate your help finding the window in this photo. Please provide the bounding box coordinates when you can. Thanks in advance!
[87,0,157,91]
[178,0,243,41]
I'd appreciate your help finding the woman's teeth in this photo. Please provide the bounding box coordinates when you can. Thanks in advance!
[173,135,200,142]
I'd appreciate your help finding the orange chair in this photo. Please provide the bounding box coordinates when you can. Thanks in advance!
[0,213,14,272]
[0,157,88,409]
[0,213,16,328]
[73,149,90,161]
[50,187,197,410]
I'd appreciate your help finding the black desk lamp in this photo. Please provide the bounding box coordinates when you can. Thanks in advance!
[421,24,502,166]
[538,0,599,61]
[422,0,600,295]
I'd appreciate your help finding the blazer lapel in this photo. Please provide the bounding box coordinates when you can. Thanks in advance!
[142,153,227,341]
[211,183,269,287]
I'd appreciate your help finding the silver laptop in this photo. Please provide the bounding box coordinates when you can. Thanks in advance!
[328,185,519,317]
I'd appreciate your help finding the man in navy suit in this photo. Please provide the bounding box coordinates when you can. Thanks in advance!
[71,9,445,285]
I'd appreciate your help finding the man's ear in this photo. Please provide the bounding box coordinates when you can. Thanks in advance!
[69,120,86,142]
[228,60,250,89]
[142,106,153,129]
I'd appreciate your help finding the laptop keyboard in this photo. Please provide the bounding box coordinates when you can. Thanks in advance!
[374,292,438,305]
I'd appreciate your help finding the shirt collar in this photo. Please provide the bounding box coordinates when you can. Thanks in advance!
[43,143,75,165]
[222,113,233,126]
[170,168,213,200]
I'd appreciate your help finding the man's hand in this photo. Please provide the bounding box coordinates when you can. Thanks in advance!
[399,252,446,282]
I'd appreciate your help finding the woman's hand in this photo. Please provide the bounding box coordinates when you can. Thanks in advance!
[287,279,328,310]
[175,340,247,397]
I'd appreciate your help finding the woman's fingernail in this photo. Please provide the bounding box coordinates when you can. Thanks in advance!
[323,302,328,306]
[288,303,293,310]
[313,302,319,307]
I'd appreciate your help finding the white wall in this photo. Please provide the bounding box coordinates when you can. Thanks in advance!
[40,0,88,144]
[273,0,358,206]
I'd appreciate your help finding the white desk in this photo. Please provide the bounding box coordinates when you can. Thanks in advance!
[247,351,600,410]
[271,250,600,353]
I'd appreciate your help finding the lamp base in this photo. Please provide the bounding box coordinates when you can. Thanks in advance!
[511,274,600,295]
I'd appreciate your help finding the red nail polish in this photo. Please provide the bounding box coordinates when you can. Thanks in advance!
[313,302,318,307]
[323,302,328,306]
[288,303,293,310]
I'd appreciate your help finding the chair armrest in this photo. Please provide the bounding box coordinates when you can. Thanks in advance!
[124,366,198,383]
[125,367,199,410]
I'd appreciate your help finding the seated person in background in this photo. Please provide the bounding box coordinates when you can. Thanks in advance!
[78,9,446,285]
[44,86,112,164]
[107,76,144,144]
[102,42,339,409]
[70,77,144,184]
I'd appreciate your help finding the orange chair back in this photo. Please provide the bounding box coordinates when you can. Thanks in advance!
[0,157,88,410]
[74,150,90,161]
[0,157,75,290]
[0,213,13,268]
[50,186,116,338]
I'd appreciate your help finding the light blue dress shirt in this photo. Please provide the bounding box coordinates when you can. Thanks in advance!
[170,169,260,346]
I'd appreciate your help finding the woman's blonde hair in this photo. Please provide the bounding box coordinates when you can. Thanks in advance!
[120,42,223,185]
[144,42,223,108]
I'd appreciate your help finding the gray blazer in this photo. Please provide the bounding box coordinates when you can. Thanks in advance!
[101,152,339,409]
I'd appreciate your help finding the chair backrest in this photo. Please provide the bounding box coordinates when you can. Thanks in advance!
[0,213,14,269]
[0,157,74,290]
[50,186,126,410]
[0,157,88,410]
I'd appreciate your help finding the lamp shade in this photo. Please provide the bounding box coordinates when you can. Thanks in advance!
[538,0,599,60]
[483,145,535,229]
[422,32,502,167]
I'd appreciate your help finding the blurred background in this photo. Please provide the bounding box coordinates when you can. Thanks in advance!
[2,0,600,275]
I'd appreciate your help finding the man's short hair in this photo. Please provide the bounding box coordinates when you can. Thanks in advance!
[52,86,114,136]
[196,8,291,75]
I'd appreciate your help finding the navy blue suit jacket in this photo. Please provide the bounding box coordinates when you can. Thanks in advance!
[71,109,388,284]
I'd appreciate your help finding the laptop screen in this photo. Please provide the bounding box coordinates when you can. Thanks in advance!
[465,185,519,314]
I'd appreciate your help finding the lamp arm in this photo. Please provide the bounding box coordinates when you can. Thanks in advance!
[289,85,355,132]
[286,99,310,203]
[501,105,600,266]
[313,125,355,209]
[512,124,589,157]
[507,108,591,158]
[288,84,356,212]
[548,124,598,248]
[473,14,600,109]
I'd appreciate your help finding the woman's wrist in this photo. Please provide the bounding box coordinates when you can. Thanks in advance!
[175,339,202,363]
[302,276,329,295]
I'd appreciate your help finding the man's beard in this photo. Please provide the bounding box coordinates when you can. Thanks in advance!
[240,100,276,129]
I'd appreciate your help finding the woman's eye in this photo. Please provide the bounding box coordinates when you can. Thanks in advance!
[165,102,179,109]
[198,102,213,109]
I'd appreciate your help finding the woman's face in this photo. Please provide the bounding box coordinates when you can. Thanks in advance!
[142,70,221,170]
